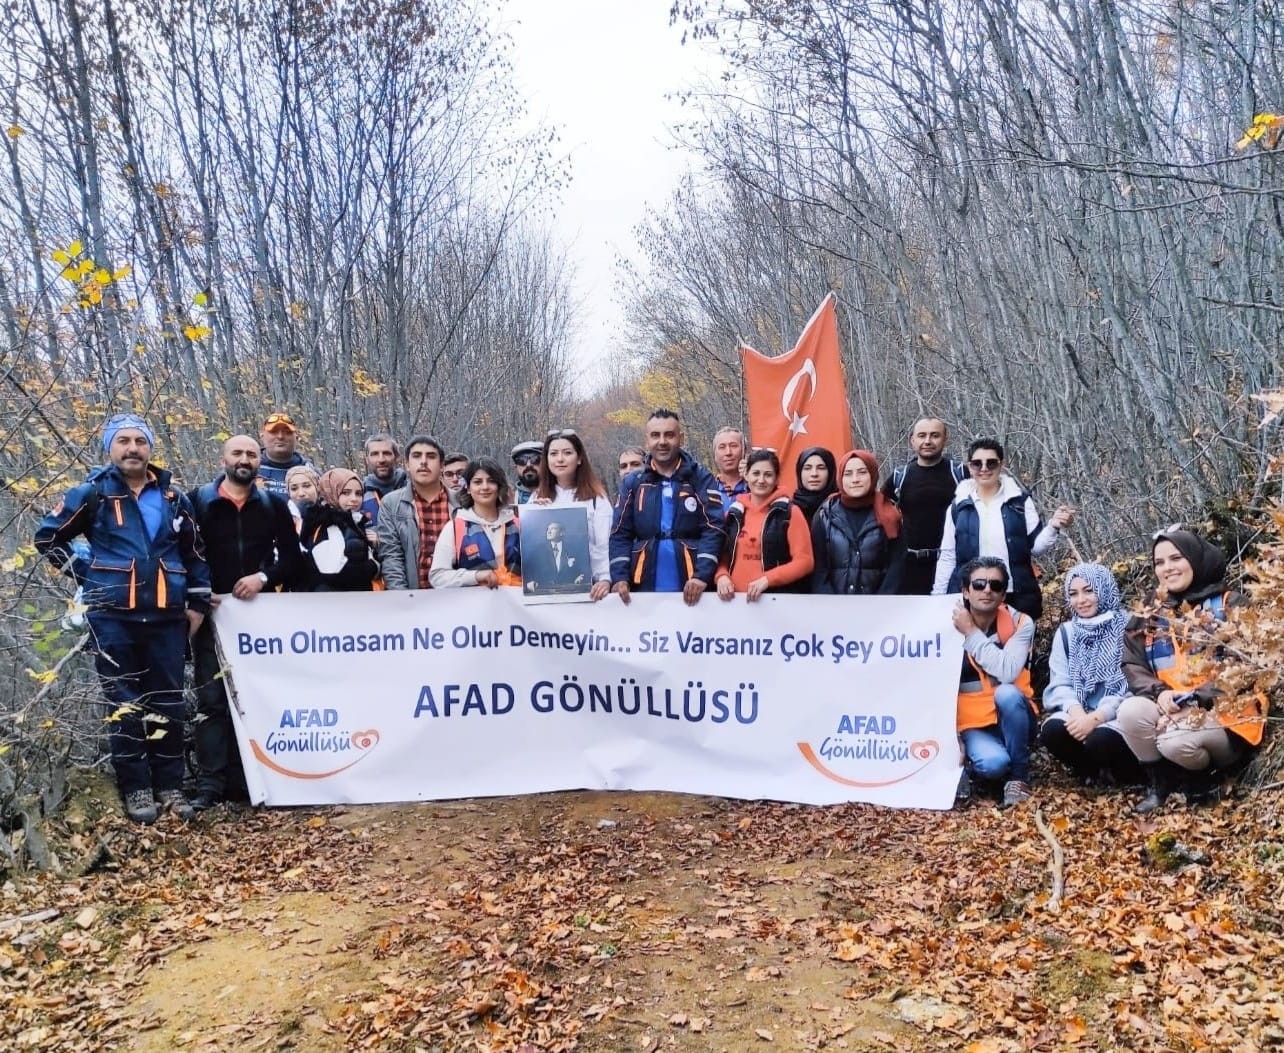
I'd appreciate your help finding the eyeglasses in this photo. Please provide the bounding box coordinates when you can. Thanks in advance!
[1151,523,1182,540]
[546,428,578,440]
[968,457,1000,471]
[514,453,540,466]
[967,578,1006,592]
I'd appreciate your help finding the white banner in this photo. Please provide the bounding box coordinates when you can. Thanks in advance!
[212,590,966,810]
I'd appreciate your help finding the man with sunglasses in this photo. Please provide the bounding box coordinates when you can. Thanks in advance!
[952,557,1037,809]
[511,441,542,505]
[257,412,316,498]
[931,437,1074,618]
[883,418,968,595]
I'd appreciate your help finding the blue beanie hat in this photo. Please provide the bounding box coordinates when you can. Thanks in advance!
[102,413,155,454]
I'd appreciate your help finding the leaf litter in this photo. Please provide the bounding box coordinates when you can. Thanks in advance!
[1,776,1282,1051]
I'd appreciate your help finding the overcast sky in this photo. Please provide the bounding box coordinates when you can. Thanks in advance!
[504,0,717,394]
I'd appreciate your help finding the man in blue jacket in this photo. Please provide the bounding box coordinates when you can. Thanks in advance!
[609,408,726,606]
[35,414,212,824]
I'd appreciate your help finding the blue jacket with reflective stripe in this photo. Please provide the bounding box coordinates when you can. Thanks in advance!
[35,464,211,617]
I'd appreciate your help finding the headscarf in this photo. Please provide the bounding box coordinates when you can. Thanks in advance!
[285,464,319,495]
[102,413,154,454]
[1063,562,1129,702]
[791,446,837,522]
[836,450,901,539]
[1152,529,1228,606]
[317,468,361,508]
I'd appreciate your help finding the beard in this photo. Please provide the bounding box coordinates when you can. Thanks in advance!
[519,468,539,488]
[226,463,258,484]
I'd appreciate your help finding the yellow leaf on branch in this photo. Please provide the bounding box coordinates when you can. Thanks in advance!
[1235,113,1283,150]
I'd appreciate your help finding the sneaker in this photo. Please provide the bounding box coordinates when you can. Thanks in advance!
[123,789,158,825]
[954,769,972,808]
[155,789,196,821]
[1001,780,1032,809]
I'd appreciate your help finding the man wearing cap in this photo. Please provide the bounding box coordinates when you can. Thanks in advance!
[187,434,302,810]
[511,441,542,505]
[35,414,212,825]
[257,412,316,497]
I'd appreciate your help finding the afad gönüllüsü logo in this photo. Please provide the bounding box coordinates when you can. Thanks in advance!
[249,707,380,780]
[797,712,939,788]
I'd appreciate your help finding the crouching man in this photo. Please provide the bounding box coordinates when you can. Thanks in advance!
[952,556,1037,809]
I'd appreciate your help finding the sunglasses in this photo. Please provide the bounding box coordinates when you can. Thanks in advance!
[514,453,541,466]
[546,428,578,439]
[264,413,297,429]
[968,457,1001,471]
[967,578,1006,592]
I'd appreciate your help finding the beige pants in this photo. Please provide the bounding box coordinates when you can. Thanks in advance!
[1115,695,1238,771]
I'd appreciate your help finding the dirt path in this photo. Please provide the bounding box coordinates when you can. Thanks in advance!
[3,775,1283,1051]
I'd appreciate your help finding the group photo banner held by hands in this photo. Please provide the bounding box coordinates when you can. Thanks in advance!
[211,591,966,810]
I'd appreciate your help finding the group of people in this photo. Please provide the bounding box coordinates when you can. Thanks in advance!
[33,409,1267,823]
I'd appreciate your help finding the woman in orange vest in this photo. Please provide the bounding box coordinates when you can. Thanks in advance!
[1116,529,1263,812]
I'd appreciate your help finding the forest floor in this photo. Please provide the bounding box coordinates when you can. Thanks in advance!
[1,765,1282,1052]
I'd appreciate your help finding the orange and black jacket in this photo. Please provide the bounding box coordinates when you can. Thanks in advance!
[609,450,725,589]
[36,463,211,618]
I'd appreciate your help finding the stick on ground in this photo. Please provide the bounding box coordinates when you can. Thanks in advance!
[1033,809,1065,913]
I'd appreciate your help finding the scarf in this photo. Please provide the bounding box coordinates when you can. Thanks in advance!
[317,468,360,508]
[791,445,837,521]
[1063,562,1129,702]
[836,450,901,539]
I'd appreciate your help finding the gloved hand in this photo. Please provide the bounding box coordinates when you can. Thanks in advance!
[310,526,349,575]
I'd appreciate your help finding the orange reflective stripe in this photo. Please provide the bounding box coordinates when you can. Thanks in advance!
[156,565,167,609]
[113,499,124,526]
[682,546,694,580]
[128,565,137,610]
[632,547,646,585]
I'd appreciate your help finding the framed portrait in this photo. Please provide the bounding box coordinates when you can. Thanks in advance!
[519,505,593,604]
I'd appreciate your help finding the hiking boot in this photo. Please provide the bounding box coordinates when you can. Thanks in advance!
[954,769,972,808]
[123,790,158,825]
[1000,780,1032,809]
[155,789,195,821]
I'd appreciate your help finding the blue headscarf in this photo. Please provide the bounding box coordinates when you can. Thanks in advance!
[101,413,155,454]
[1063,562,1129,702]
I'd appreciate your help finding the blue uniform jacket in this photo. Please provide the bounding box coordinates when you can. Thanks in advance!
[35,464,212,618]
[609,450,726,589]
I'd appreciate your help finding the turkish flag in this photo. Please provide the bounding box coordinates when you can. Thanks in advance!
[741,294,853,490]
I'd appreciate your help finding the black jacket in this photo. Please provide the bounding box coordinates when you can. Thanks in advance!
[810,500,902,595]
[299,503,378,592]
[189,477,301,594]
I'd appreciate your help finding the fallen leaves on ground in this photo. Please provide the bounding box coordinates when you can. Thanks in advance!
[1,776,1283,1051]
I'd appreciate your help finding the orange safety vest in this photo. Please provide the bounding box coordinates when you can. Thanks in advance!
[957,606,1035,733]
[1145,596,1267,747]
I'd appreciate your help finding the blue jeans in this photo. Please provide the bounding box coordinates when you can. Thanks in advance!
[87,613,188,796]
[960,684,1034,783]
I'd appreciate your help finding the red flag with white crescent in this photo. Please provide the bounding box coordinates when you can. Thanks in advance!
[741,294,853,489]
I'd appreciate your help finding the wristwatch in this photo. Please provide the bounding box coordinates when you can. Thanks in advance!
[257,571,269,585]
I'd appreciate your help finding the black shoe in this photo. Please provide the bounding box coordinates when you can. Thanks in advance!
[189,791,222,812]
[1134,761,1177,815]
